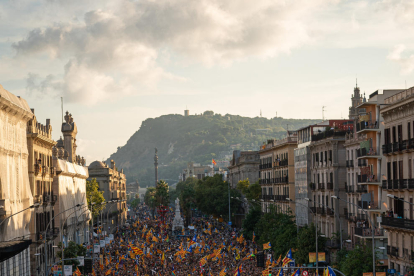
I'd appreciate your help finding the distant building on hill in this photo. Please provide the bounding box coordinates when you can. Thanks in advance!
[227,151,260,189]
[179,162,227,181]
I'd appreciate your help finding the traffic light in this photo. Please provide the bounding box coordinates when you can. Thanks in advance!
[84,259,92,273]
[257,252,265,267]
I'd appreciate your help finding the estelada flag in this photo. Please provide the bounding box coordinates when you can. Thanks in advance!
[105,269,112,275]
[263,242,271,250]
[212,159,217,165]
[74,267,82,276]
[282,249,293,266]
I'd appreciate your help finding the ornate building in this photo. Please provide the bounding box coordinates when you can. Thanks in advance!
[27,110,57,276]
[0,85,34,276]
[88,160,127,234]
[227,150,260,189]
[349,81,365,120]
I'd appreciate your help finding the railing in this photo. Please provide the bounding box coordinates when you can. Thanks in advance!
[274,159,288,167]
[42,166,49,176]
[311,130,347,142]
[357,147,379,158]
[51,195,57,205]
[43,194,50,205]
[326,208,334,216]
[356,186,368,193]
[357,174,378,184]
[34,195,43,205]
[346,185,354,193]
[326,182,333,190]
[382,216,414,231]
[316,207,325,215]
[356,120,379,132]
[310,207,316,214]
[259,163,272,170]
[357,159,367,167]
[274,195,288,201]
[325,239,340,248]
[382,144,392,155]
[274,177,288,184]
[356,213,367,222]
[382,180,387,190]
[46,227,59,239]
[387,245,399,258]
[317,183,325,190]
[310,183,316,191]
[355,227,384,237]
[358,201,380,210]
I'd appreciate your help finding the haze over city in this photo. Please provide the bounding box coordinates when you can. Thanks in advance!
[2,0,414,162]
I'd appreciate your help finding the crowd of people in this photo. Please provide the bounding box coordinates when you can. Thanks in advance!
[88,204,271,275]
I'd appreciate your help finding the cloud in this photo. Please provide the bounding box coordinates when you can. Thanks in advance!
[12,0,332,104]
[387,44,414,75]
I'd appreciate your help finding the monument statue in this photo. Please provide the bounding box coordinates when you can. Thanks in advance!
[172,197,184,231]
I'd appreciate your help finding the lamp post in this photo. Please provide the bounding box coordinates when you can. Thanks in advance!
[0,203,40,228]
[287,198,319,274]
[305,198,342,249]
[44,203,83,276]
[228,181,231,230]
[332,195,376,276]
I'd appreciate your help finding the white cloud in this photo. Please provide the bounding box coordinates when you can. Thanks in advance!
[387,44,414,75]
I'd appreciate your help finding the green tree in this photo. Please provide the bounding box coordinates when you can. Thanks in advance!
[86,178,106,218]
[242,205,261,240]
[144,187,157,210]
[56,241,86,269]
[254,206,297,257]
[195,174,241,221]
[337,245,376,276]
[155,180,170,206]
[176,177,198,226]
[295,223,326,265]
[130,198,140,208]
[236,179,261,201]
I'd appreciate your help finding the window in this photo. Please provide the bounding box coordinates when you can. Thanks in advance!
[408,122,411,140]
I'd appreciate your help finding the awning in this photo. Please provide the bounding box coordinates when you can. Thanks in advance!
[0,240,32,262]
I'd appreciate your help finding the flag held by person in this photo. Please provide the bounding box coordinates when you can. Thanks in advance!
[263,242,271,250]
[73,267,82,276]
[282,249,293,266]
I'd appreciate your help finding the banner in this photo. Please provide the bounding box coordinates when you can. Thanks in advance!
[94,244,100,253]
[77,256,84,266]
[63,265,72,276]
[100,240,106,247]
[105,237,110,245]
[109,234,114,241]
[309,252,326,263]
[363,273,373,276]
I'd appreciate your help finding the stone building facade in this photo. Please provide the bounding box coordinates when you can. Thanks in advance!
[227,150,260,189]
[26,110,57,276]
[88,160,127,234]
[309,127,348,243]
[380,87,414,274]
[259,131,297,214]
[0,85,34,276]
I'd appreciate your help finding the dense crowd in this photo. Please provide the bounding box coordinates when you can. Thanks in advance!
[88,205,268,276]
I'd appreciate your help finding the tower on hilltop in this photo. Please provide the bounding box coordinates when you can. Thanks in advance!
[349,79,365,120]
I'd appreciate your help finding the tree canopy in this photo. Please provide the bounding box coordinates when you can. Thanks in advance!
[86,178,106,217]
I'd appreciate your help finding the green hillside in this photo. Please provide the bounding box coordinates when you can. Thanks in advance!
[106,112,320,187]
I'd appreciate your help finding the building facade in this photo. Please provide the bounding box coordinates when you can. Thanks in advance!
[380,87,414,274]
[309,126,348,242]
[88,160,127,234]
[259,131,297,215]
[0,85,34,276]
[227,150,260,189]
[27,110,57,276]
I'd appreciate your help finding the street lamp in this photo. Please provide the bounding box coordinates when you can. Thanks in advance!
[44,203,83,276]
[305,197,343,249]
[0,203,40,227]
[287,197,319,273]
[332,195,376,276]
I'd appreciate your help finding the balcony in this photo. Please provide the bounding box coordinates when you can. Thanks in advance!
[392,141,407,153]
[317,183,325,191]
[42,166,49,177]
[311,130,347,142]
[274,176,288,184]
[357,147,380,159]
[357,174,380,185]
[356,213,368,221]
[387,245,399,258]
[355,227,385,238]
[47,227,59,239]
[275,159,288,167]
[326,208,334,216]
[259,163,272,170]
[358,201,381,211]
[316,207,325,215]
[356,186,368,193]
[325,239,340,248]
[356,120,379,133]
[310,207,316,214]
[274,195,288,201]
[382,144,392,155]
[310,183,316,191]
[34,163,41,176]
[357,159,367,167]
[347,212,356,222]
[326,182,333,190]
[34,195,43,205]
[43,194,50,205]
[382,216,414,231]
[382,180,387,190]
[346,185,354,193]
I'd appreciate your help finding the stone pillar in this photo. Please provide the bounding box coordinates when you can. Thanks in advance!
[154,148,158,186]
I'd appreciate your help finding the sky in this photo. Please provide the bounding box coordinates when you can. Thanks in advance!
[1,0,414,164]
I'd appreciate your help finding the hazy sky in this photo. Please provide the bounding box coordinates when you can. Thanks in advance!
[1,0,414,163]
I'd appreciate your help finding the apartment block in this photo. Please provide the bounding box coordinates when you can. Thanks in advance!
[380,87,414,274]
[259,131,297,215]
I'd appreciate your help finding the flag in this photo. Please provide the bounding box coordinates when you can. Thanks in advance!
[263,242,271,250]
[219,268,226,276]
[282,249,292,266]
[326,266,336,276]
[92,269,96,276]
[105,269,112,275]
[131,246,144,255]
[189,235,197,246]
[234,266,241,276]
[212,159,217,165]
[74,267,82,276]
[290,269,300,276]
[252,231,255,242]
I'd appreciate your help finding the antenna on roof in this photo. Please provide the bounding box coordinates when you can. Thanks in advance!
[61,97,63,124]
[322,106,326,121]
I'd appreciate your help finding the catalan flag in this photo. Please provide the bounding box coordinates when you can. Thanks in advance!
[131,245,144,255]
[282,249,292,266]
[74,267,82,276]
[263,242,271,250]
[105,269,112,275]
[324,266,337,276]
[290,269,300,276]
[219,268,226,276]
[212,159,217,165]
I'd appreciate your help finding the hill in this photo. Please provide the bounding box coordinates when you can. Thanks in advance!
[106,112,320,187]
